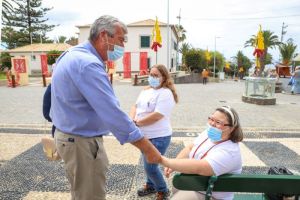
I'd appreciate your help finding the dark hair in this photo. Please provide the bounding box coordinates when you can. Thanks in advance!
[152,64,178,103]
[216,106,243,143]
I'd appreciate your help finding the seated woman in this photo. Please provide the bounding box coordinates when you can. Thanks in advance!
[161,106,243,200]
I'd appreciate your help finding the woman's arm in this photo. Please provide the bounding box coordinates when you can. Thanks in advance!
[129,105,137,120]
[161,156,214,176]
[176,143,194,159]
[135,112,163,126]
[164,143,195,177]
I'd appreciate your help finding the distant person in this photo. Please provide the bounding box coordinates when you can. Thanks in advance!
[201,69,209,84]
[251,67,259,77]
[162,106,243,200]
[291,66,300,94]
[130,64,178,200]
[238,67,244,80]
[51,15,161,200]
[267,69,279,82]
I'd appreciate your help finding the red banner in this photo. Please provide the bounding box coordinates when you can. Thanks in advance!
[139,52,148,75]
[123,52,131,78]
[13,59,26,73]
[40,55,48,75]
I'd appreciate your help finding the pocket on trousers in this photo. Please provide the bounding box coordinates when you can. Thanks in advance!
[55,138,75,160]
[94,139,109,173]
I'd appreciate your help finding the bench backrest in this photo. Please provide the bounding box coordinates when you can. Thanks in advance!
[173,173,300,193]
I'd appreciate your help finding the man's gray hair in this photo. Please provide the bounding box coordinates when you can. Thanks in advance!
[89,15,127,42]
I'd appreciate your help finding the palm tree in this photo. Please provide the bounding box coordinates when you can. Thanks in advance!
[175,25,186,42]
[245,30,281,74]
[179,42,191,65]
[279,39,297,66]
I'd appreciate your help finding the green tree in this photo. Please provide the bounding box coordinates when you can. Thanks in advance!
[245,30,281,75]
[175,25,186,42]
[1,26,25,49]
[232,51,252,71]
[279,39,297,65]
[47,50,62,65]
[0,52,12,71]
[2,0,17,23]
[265,52,273,65]
[185,49,202,72]
[66,37,78,46]
[57,36,67,43]
[3,0,55,47]
[179,42,191,65]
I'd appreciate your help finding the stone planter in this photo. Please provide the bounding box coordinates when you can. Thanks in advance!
[242,77,276,105]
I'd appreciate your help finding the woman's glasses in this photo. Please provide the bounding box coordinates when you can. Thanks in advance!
[208,116,231,127]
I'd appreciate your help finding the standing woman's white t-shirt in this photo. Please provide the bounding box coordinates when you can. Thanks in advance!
[135,87,175,139]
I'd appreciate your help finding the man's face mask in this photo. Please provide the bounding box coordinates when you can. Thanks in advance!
[106,34,124,61]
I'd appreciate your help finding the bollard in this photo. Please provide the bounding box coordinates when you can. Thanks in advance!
[11,75,16,88]
[42,74,47,87]
[134,74,138,86]
[110,73,113,85]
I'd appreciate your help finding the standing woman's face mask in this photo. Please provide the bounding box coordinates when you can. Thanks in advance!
[148,67,163,88]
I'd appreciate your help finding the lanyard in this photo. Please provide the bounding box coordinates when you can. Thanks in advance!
[192,138,227,159]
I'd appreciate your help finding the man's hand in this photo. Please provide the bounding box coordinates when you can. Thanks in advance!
[131,137,162,163]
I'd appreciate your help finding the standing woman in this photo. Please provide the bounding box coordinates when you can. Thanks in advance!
[130,64,178,200]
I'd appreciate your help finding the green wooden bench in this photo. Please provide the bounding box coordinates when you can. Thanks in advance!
[173,173,300,200]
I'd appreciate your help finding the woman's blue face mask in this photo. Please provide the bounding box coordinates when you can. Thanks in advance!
[207,124,223,142]
[148,76,161,88]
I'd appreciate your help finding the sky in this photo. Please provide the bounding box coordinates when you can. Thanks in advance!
[43,0,300,62]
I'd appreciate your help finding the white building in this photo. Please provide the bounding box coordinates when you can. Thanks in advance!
[6,43,72,75]
[77,19,179,76]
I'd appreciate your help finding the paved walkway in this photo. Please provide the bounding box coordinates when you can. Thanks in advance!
[0,77,299,200]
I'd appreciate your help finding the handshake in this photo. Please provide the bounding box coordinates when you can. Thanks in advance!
[132,137,162,163]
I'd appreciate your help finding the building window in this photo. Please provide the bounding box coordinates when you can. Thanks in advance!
[140,36,150,48]
[173,40,178,50]
[147,58,151,69]
[31,55,36,61]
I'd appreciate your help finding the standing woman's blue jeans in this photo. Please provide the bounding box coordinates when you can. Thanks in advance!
[142,135,171,192]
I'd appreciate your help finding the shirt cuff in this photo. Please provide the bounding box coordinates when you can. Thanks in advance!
[122,128,144,144]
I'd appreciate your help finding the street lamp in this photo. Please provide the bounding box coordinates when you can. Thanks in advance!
[213,36,221,78]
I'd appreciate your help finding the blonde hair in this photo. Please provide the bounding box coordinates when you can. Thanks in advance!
[152,64,178,103]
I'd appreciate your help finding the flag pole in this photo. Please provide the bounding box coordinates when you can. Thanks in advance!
[167,0,170,70]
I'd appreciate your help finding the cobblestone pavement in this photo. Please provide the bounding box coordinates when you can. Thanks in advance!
[0,78,300,199]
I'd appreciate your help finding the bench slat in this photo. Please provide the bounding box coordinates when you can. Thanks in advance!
[173,173,300,193]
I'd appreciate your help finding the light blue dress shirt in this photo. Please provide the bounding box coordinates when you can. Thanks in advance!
[50,41,143,144]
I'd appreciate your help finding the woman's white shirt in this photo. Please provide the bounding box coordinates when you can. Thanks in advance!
[189,131,242,200]
[135,87,175,139]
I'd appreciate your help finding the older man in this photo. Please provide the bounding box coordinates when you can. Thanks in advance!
[51,15,161,200]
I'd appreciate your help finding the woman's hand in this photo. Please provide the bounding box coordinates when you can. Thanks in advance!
[161,156,173,178]
[164,167,173,178]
